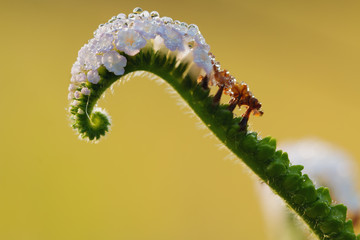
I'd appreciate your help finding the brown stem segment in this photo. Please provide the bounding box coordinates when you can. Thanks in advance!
[228,98,240,112]
[213,85,224,105]
[200,75,209,90]
[239,107,252,131]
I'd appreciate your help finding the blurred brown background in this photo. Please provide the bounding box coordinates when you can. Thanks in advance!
[0,0,359,239]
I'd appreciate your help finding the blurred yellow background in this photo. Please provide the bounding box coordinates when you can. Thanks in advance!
[0,0,359,239]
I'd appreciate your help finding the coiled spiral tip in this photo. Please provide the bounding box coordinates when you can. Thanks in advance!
[73,109,111,141]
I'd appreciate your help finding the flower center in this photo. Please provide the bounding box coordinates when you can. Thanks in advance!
[126,35,135,46]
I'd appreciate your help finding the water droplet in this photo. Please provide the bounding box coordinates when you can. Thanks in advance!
[181,22,188,28]
[161,17,173,24]
[174,20,181,25]
[188,40,195,49]
[117,13,127,20]
[141,10,150,19]
[108,16,117,23]
[128,13,136,20]
[150,11,159,19]
[188,24,199,31]
[198,35,206,45]
[187,24,199,36]
[133,7,143,14]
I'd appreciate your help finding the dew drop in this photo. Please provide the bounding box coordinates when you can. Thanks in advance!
[188,24,199,31]
[128,13,136,20]
[150,11,160,19]
[141,10,150,19]
[188,40,195,49]
[108,16,117,23]
[161,17,173,24]
[117,13,127,20]
[133,7,143,14]
[197,35,206,45]
[187,24,199,36]
[181,22,188,28]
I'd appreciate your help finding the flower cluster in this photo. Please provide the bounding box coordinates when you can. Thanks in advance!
[68,7,215,103]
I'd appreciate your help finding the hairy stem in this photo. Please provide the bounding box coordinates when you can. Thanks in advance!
[70,48,359,240]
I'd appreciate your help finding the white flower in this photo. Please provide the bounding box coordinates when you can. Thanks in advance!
[140,10,150,20]
[102,51,127,76]
[71,72,87,83]
[256,138,360,240]
[87,70,101,84]
[195,34,210,51]
[71,61,82,75]
[71,100,79,106]
[114,29,147,56]
[93,23,112,38]
[281,139,360,212]
[68,84,77,91]
[81,87,91,96]
[172,21,188,35]
[77,109,84,114]
[93,33,114,53]
[133,20,158,39]
[68,92,73,100]
[117,13,127,20]
[192,46,212,74]
[156,24,184,51]
[187,24,199,37]
[74,91,81,99]
[77,44,101,70]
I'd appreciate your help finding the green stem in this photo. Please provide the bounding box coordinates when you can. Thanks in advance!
[70,47,359,240]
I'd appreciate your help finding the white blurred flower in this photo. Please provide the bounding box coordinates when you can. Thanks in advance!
[282,139,360,212]
[257,138,360,240]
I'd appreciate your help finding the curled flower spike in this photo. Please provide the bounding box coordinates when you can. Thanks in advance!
[68,7,262,141]
[68,8,359,240]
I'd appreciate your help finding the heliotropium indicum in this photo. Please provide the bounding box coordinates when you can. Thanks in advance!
[68,7,359,240]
